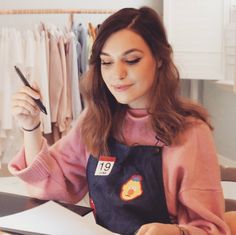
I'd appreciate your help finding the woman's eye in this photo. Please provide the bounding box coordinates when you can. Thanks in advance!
[101,60,113,66]
[126,58,141,65]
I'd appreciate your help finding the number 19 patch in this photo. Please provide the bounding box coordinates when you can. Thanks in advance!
[95,156,116,176]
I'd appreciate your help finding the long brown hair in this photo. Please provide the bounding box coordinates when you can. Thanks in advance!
[80,7,212,156]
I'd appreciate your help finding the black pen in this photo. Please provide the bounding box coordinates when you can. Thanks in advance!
[14,66,47,115]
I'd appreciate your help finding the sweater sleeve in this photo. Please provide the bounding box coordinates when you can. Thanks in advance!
[163,121,231,235]
[8,115,88,204]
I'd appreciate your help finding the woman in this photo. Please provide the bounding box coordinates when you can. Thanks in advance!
[10,7,230,235]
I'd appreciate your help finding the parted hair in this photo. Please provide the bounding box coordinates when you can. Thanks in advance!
[80,6,212,156]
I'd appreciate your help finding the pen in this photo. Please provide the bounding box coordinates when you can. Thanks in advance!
[14,66,47,115]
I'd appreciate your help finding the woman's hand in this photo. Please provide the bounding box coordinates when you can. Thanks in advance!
[136,223,180,235]
[11,82,41,130]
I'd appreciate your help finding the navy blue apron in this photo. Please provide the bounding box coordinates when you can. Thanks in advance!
[86,138,171,235]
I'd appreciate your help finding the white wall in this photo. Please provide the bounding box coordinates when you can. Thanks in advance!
[180,79,236,163]
[203,81,236,162]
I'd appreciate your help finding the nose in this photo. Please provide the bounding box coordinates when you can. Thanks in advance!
[113,61,127,80]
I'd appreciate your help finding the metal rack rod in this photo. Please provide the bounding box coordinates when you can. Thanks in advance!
[0,8,115,15]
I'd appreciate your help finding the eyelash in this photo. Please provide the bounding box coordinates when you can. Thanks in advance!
[101,61,112,66]
[101,58,141,66]
[126,58,141,65]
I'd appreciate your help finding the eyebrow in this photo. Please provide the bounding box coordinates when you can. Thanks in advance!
[100,48,143,57]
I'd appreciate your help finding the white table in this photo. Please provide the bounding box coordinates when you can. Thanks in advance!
[0,176,117,235]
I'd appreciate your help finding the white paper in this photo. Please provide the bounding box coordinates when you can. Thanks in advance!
[0,176,91,207]
[0,176,28,196]
[0,201,118,235]
[221,181,236,200]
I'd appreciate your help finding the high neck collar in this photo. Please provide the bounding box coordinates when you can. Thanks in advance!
[127,108,149,119]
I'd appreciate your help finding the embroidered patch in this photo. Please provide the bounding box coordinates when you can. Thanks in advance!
[120,174,143,201]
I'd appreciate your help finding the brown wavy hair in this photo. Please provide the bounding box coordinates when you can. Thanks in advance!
[80,7,212,156]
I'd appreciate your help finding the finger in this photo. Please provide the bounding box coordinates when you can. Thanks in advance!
[12,99,39,115]
[19,86,41,100]
[31,80,39,90]
[12,104,40,117]
[30,80,43,97]
[12,104,38,117]
[11,105,31,116]
[12,91,39,108]
[136,225,148,235]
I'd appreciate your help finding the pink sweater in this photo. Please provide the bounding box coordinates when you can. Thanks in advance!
[9,109,230,235]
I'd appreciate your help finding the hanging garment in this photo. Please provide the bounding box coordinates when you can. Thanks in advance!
[33,29,51,134]
[0,21,89,150]
[87,138,171,235]
[0,28,23,131]
[65,32,82,124]
[48,32,63,123]
[0,28,25,162]
[57,35,69,134]
[73,23,88,74]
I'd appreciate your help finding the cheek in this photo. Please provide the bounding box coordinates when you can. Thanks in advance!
[136,56,156,75]
[145,62,157,83]
[135,69,156,94]
[101,69,108,83]
[136,63,156,84]
[101,70,112,89]
[101,66,111,78]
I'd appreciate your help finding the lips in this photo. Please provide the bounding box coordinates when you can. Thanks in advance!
[112,84,133,92]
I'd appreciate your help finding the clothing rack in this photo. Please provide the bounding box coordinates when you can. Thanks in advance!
[0,9,115,15]
[0,8,115,31]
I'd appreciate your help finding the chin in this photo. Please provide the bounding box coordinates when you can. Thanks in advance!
[114,95,138,107]
[116,99,129,105]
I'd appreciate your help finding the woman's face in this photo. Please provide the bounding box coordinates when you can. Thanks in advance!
[100,29,157,109]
